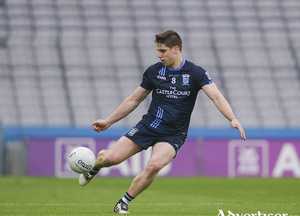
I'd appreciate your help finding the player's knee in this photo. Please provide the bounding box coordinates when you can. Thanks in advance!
[96,150,109,165]
[97,150,120,167]
[104,154,120,166]
[145,160,164,175]
[98,150,107,157]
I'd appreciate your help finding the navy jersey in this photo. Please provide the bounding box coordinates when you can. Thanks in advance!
[140,59,213,135]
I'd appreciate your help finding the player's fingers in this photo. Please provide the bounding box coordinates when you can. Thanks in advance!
[91,121,98,126]
[234,122,246,140]
[237,125,246,140]
[93,125,100,132]
[240,130,246,140]
[231,119,246,140]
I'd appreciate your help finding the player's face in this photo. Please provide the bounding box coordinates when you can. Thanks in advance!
[156,43,177,68]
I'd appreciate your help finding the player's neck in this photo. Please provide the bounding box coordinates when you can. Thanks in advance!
[169,56,184,69]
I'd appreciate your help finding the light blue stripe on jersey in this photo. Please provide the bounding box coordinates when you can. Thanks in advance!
[158,66,166,76]
[167,58,186,71]
[150,106,164,128]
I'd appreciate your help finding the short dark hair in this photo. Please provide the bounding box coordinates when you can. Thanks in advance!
[155,30,182,51]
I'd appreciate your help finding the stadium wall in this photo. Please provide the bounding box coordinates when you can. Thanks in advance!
[2,126,300,142]
[1,126,300,177]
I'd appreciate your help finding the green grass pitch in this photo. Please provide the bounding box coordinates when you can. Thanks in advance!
[0,177,299,216]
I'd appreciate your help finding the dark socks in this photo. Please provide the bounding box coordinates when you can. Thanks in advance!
[88,167,100,176]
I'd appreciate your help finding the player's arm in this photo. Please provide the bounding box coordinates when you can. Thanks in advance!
[202,83,246,140]
[92,86,151,132]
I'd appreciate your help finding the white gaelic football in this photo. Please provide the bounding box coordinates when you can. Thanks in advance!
[68,147,96,174]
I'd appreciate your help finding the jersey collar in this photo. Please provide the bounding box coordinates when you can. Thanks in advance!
[167,58,186,72]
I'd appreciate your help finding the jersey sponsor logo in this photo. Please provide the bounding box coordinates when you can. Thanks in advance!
[156,87,191,98]
[128,128,139,136]
[182,74,190,85]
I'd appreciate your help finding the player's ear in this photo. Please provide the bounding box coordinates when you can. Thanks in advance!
[173,46,180,54]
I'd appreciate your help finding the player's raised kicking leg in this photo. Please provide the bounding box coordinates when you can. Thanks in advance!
[113,142,175,214]
[79,136,143,186]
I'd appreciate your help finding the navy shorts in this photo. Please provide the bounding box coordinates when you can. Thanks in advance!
[123,121,187,156]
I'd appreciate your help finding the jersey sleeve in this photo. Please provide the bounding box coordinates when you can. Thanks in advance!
[195,66,213,89]
[140,66,154,90]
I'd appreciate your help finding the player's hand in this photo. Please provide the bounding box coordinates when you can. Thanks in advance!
[231,118,246,140]
[91,119,110,133]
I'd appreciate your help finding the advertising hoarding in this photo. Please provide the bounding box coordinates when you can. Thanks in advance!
[202,139,300,177]
[28,138,300,177]
[28,138,199,177]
